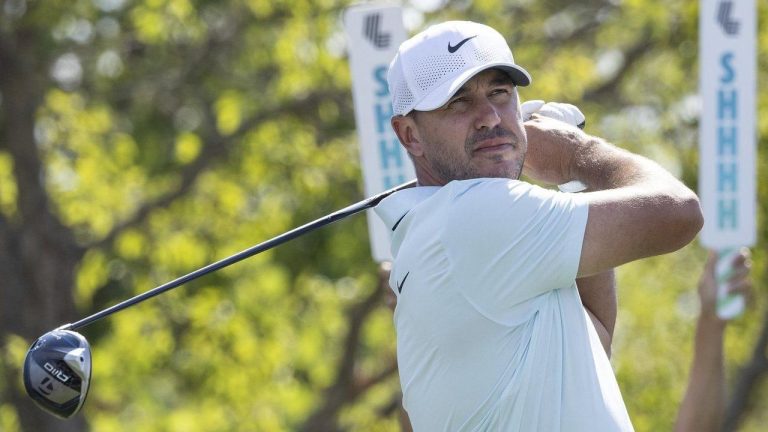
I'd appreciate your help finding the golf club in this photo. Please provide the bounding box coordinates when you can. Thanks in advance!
[23,179,416,419]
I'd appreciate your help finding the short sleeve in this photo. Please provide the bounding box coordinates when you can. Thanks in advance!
[442,178,588,309]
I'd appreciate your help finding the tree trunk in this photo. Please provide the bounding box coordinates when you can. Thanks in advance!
[722,266,768,431]
[0,25,88,432]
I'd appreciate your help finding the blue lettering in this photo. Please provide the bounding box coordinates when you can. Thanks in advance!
[719,53,735,84]
[717,162,738,193]
[717,198,738,230]
[379,138,403,170]
[383,174,406,190]
[718,89,738,120]
[713,52,741,234]
[717,126,738,156]
[374,102,393,134]
[373,66,389,97]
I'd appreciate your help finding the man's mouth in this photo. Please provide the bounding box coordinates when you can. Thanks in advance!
[473,140,514,154]
[466,127,518,155]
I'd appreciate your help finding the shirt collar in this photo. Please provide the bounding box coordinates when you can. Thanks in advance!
[374,186,440,230]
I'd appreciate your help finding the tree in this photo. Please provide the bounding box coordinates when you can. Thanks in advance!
[1,0,402,430]
[0,0,765,431]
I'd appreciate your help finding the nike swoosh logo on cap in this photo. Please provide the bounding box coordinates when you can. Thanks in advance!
[447,35,477,53]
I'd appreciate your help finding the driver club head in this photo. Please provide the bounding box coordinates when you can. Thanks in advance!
[23,329,92,419]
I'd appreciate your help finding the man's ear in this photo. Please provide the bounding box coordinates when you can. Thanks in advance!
[391,115,424,157]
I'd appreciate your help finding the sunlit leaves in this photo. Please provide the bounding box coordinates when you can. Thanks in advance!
[2,334,29,373]
[2,0,765,431]
[40,90,148,239]
[130,0,205,44]
[613,251,702,430]
[525,52,597,103]
[613,246,766,432]
[244,0,274,19]
[214,91,244,136]
[75,250,110,309]
[0,404,20,432]
[468,0,506,18]
[0,335,25,430]
[174,132,202,164]
[130,7,165,43]
[0,153,18,217]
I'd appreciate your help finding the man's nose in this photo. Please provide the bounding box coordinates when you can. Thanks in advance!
[473,98,502,130]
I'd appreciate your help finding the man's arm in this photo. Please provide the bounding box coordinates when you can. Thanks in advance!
[578,270,616,357]
[521,102,618,350]
[523,117,704,277]
[674,250,751,432]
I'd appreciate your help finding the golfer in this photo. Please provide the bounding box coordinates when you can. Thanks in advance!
[375,21,703,431]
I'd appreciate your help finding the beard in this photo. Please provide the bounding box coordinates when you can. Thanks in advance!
[426,126,525,181]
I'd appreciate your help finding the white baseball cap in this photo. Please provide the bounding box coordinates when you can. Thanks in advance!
[387,21,531,116]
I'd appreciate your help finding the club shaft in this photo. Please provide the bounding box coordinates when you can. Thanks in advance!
[62,180,416,331]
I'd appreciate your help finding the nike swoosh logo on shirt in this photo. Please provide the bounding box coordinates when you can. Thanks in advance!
[391,211,409,231]
[447,35,477,53]
[397,272,410,294]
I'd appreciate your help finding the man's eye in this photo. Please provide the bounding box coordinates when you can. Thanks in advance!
[447,97,468,108]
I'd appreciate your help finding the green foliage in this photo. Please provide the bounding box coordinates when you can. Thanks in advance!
[0,152,17,217]
[614,249,705,430]
[1,0,766,431]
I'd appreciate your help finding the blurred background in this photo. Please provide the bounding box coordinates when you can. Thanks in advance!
[0,0,765,430]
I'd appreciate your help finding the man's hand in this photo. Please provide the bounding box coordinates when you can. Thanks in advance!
[522,100,588,192]
[521,99,590,186]
[698,249,752,323]
[521,100,586,128]
[522,115,589,186]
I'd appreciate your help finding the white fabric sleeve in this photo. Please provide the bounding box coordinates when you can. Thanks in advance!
[442,179,589,308]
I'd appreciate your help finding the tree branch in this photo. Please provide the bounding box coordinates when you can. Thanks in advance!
[722,265,768,430]
[377,391,412,432]
[351,357,399,399]
[298,280,395,432]
[582,26,654,104]
[88,84,347,250]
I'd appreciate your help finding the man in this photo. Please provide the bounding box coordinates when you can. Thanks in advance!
[375,21,703,431]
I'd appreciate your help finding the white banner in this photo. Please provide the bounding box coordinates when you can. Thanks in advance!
[699,0,756,248]
[344,5,415,262]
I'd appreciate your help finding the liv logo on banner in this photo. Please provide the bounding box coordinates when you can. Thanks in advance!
[364,13,391,49]
[716,0,740,35]
[345,5,414,262]
[699,0,756,319]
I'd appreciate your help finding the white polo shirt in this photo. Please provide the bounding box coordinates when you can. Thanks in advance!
[375,178,633,432]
